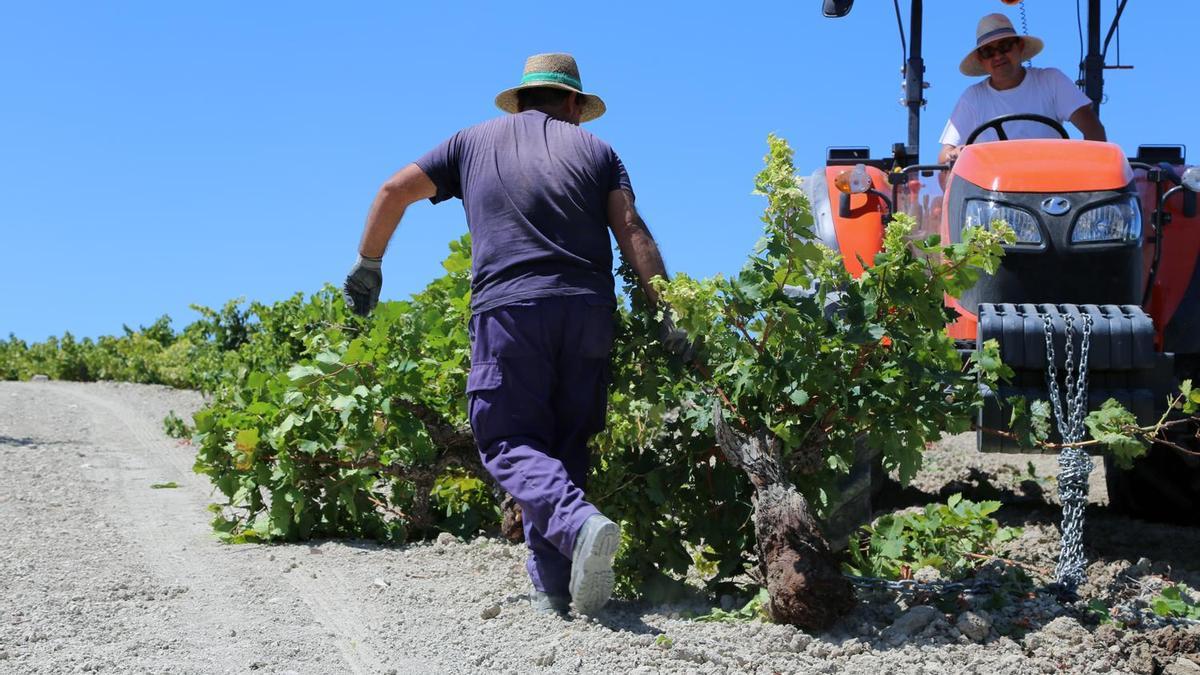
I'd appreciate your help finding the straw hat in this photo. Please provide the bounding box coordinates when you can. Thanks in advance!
[495,53,607,122]
[960,13,1044,76]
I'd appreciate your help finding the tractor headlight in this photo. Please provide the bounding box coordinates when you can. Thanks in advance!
[1071,196,1142,243]
[964,199,1043,245]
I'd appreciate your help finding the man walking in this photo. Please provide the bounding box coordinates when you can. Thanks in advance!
[343,53,681,615]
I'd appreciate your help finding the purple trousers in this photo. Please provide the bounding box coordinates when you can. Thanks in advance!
[467,295,614,595]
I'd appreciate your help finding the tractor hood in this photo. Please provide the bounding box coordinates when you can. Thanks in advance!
[944,138,1144,324]
[955,140,1133,193]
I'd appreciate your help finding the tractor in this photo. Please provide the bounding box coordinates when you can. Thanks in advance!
[814,0,1200,526]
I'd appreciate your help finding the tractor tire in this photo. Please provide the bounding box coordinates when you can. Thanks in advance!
[1104,442,1200,525]
[1106,355,1200,525]
[822,439,884,551]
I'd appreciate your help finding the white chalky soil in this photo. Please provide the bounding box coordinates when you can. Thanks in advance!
[1,381,1196,674]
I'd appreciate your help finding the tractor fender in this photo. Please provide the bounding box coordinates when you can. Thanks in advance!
[803,166,889,278]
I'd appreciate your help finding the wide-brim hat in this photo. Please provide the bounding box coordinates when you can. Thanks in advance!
[960,13,1045,76]
[495,52,607,122]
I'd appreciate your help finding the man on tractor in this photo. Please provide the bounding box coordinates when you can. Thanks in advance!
[938,13,1107,165]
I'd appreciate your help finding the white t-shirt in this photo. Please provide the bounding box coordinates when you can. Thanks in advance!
[939,66,1093,146]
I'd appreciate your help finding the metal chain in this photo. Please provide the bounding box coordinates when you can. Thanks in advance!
[1109,602,1200,629]
[1019,0,1033,66]
[1097,573,1200,627]
[847,573,1200,628]
[1043,310,1094,591]
[843,574,999,597]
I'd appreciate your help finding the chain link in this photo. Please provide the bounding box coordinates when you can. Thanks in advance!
[843,574,1000,597]
[1109,602,1200,629]
[845,574,1200,627]
[1108,573,1200,628]
[1043,310,1094,591]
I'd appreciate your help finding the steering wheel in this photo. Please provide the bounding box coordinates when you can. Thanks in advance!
[963,113,1069,145]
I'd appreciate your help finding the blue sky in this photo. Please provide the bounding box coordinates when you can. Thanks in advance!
[3,1,1197,340]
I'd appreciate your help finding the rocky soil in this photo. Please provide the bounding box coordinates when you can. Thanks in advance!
[1,381,1197,674]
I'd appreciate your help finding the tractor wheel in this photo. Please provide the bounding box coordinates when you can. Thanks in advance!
[822,439,885,551]
[1104,441,1200,525]
[1106,355,1200,525]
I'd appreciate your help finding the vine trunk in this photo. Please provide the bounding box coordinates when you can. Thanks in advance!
[714,403,855,630]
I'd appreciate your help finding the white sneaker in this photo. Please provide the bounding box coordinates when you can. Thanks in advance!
[568,514,620,615]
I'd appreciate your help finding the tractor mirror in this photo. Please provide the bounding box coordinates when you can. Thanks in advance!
[1181,166,1200,192]
[822,0,854,18]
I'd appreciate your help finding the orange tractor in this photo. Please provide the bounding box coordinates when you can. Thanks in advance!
[816,0,1200,526]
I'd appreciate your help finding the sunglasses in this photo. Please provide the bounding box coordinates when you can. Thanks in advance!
[977,37,1020,60]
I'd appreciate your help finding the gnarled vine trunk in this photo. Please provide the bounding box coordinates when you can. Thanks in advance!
[714,403,854,630]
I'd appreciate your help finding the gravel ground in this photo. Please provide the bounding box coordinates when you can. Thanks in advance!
[1,381,1197,674]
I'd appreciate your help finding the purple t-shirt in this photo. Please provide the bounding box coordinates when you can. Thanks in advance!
[415,110,633,314]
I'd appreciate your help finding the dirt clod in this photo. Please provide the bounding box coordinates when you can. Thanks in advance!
[956,610,992,643]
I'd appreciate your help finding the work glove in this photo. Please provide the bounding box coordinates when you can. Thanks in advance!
[343,255,383,317]
[658,313,698,363]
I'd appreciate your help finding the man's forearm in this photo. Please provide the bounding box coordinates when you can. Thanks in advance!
[1080,120,1107,142]
[1076,116,1107,142]
[1070,106,1108,142]
[616,216,668,309]
[358,187,409,258]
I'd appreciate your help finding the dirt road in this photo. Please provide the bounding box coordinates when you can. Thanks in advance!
[1,382,448,674]
[1,382,1196,674]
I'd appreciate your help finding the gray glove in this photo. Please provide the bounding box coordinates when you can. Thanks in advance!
[343,255,382,317]
[658,314,698,362]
